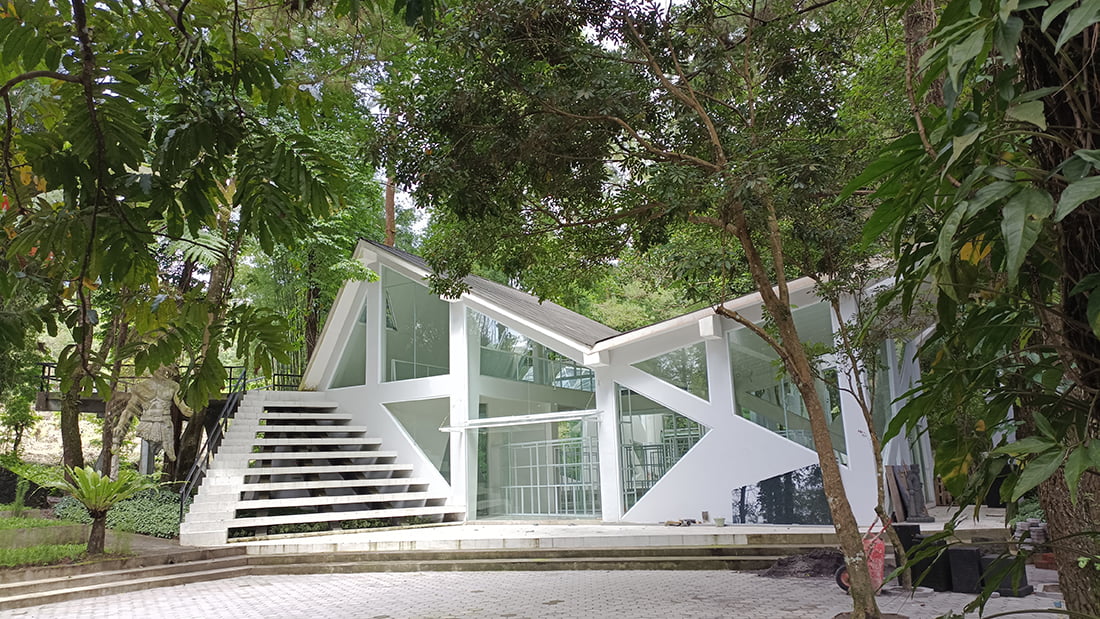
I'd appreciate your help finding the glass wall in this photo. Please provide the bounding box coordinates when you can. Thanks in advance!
[385,399,451,483]
[470,310,595,419]
[632,342,709,400]
[618,387,708,511]
[730,464,832,525]
[329,299,367,388]
[728,302,847,459]
[382,268,450,381]
[475,419,600,518]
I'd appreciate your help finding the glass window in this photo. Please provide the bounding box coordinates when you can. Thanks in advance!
[730,464,832,525]
[632,342,709,400]
[385,398,451,483]
[475,419,600,519]
[382,268,450,381]
[728,302,847,460]
[329,299,367,388]
[617,386,708,511]
[470,311,595,419]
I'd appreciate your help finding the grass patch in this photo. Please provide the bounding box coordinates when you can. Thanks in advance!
[0,544,86,567]
[0,517,69,530]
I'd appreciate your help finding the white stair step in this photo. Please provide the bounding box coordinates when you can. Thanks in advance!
[235,464,414,476]
[236,491,440,510]
[221,438,383,448]
[260,412,352,420]
[239,478,433,492]
[227,505,464,528]
[249,425,369,434]
[242,450,396,461]
[261,400,340,409]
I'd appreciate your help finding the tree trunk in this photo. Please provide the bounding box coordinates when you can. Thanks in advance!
[775,311,881,618]
[1036,469,1100,615]
[385,177,396,247]
[173,404,208,483]
[1018,17,1100,615]
[59,387,85,471]
[87,514,107,555]
[305,249,320,360]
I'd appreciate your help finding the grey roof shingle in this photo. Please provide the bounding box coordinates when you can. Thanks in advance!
[364,241,621,347]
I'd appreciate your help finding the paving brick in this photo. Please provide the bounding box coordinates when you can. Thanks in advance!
[0,570,1063,619]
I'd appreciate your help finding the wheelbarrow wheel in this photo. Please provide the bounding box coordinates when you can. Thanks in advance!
[835,565,850,593]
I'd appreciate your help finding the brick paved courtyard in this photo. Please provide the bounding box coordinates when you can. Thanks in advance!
[0,570,1062,619]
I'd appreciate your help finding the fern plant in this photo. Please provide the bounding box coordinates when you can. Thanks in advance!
[45,467,157,554]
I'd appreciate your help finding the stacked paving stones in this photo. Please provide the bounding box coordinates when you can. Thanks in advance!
[180,391,464,546]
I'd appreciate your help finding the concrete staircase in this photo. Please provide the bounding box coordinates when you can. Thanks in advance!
[180,391,464,546]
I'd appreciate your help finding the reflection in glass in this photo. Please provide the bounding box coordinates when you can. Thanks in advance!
[632,342,709,400]
[728,302,847,460]
[618,387,708,511]
[382,268,450,381]
[475,419,600,518]
[470,311,596,419]
[385,398,450,483]
[730,464,832,525]
[330,299,367,388]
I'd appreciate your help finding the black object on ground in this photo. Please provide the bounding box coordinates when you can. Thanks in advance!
[911,535,952,592]
[980,555,1034,597]
[947,546,983,594]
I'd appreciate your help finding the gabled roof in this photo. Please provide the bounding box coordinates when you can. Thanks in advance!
[364,241,621,347]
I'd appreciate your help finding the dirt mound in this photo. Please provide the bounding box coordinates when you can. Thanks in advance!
[761,548,845,578]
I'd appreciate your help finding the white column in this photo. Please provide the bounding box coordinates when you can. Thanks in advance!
[593,360,621,521]
[448,301,470,517]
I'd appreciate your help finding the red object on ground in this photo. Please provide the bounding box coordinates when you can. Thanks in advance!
[865,535,887,590]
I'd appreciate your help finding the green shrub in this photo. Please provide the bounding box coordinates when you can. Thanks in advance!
[0,543,86,567]
[0,516,70,530]
[56,489,187,538]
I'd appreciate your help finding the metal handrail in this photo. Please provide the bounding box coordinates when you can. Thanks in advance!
[178,368,252,523]
[38,362,247,394]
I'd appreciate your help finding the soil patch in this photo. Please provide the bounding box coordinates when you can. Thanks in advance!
[761,548,845,578]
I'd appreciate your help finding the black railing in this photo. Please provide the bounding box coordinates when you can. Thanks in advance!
[39,363,249,395]
[178,367,252,523]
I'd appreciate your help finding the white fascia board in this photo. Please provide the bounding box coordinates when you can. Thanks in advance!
[591,276,821,354]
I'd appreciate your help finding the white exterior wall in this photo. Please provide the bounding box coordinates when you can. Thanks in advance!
[302,243,921,527]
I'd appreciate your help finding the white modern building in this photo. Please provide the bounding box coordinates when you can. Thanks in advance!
[181,240,931,544]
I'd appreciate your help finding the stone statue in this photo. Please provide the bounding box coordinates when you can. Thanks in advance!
[116,367,191,462]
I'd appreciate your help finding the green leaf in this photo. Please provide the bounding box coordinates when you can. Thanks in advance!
[992,435,1059,455]
[1005,100,1046,130]
[1000,188,1053,283]
[1054,176,1100,222]
[1065,445,1091,503]
[1032,410,1057,439]
[1012,450,1064,501]
[994,16,1023,61]
[938,204,968,264]
[1042,0,1078,30]
[947,29,987,88]
[946,127,984,172]
[1054,3,1100,52]
[1076,149,1100,167]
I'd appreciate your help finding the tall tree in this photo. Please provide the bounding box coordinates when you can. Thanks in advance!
[0,0,367,476]
[858,0,1100,611]
[370,1,904,615]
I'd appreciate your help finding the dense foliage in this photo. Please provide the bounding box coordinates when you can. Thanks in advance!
[55,489,186,539]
